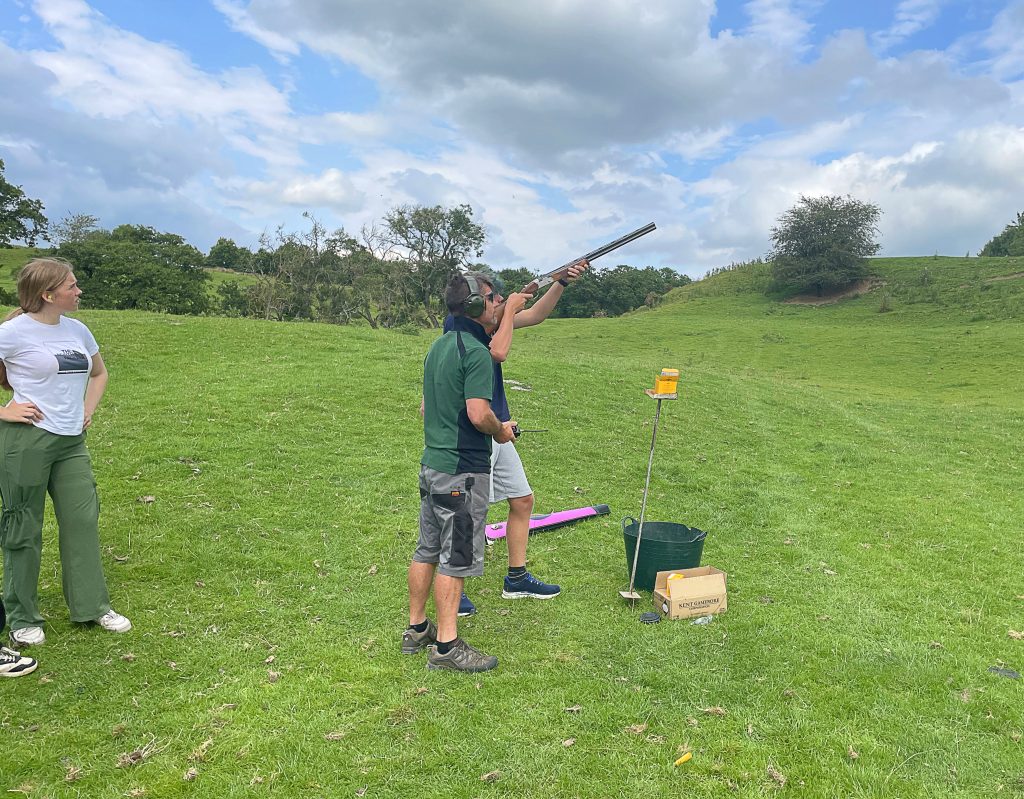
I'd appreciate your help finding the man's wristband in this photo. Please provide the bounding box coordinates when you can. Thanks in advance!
[557,277,570,287]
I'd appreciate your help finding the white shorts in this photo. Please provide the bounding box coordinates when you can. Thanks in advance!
[489,440,532,503]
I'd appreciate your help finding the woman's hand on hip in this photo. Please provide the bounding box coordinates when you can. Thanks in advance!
[0,401,44,424]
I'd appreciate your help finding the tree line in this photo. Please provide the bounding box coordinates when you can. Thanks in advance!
[7,157,1024,311]
[0,160,689,326]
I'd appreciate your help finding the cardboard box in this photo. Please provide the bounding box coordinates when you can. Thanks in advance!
[653,566,727,619]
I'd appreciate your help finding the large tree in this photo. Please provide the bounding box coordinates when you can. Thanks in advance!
[331,223,424,329]
[247,214,357,322]
[382,204,485,327]
[338,249,420,329]
[0,159,48,247]
[207,237,254,271]
[979,211,1024,257]
[56,224,209,314]
[769,194,881,296]
[50,212,100,245]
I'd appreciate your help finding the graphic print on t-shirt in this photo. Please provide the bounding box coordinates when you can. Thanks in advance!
[55,348,89,374]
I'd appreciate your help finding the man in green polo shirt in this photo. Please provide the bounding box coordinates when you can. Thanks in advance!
[402,272,527,672]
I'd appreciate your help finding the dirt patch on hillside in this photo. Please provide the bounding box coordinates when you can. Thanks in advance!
[984,271,1024,283]
[782,278,885,305]
[958,272,1024,288]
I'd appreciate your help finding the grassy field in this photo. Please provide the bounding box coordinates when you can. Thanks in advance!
[202,267,260,291]
[0,255,1022,797]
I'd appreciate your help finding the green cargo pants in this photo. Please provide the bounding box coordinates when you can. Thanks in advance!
[0,421,111,631]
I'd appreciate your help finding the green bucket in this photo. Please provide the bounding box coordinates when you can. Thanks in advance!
[622,517,706,592]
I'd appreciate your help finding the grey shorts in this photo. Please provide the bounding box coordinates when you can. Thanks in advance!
[414,465,490,578]
[489,440,532,503]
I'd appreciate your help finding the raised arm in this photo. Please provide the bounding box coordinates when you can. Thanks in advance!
[487,290,532,362]
[511,258,589,329]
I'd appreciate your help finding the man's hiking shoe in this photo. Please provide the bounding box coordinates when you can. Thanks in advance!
[97,609,132,633]
[10,626,45,647]
[0,646,38,678]
[457,592,477,617]
[401,619,438,654]
[427,638,498,673]
[502,572,561,600]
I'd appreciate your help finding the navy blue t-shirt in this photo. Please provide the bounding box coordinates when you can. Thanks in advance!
[443,313,511,423]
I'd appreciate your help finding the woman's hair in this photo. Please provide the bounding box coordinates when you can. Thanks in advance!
[1,258,75,390]
[5,257,74,322]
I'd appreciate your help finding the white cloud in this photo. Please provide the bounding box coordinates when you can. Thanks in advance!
[27,0,302,170]
[752,117,863,159]
[224,0,781,164]
[664,126,736,161]
[873,0,948,52]
[981,0,1024,81]
[29,0,292,127]
[312,112,392,142]
[743,0,817,53]
[276,169,365,210]
[0,40,223,190]
[212,0,300,60]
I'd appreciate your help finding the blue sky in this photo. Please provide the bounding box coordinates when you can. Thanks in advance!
[2,0,1023,276]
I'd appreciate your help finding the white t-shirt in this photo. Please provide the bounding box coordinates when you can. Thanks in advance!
[0,314,100,436]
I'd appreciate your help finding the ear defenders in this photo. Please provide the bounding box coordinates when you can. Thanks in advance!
[463,273,486,317]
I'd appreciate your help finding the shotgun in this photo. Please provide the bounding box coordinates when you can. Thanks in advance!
[521,222,657,293]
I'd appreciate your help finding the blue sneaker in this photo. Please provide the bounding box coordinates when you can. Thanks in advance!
[458,592,477,617]
[502,572,561,600]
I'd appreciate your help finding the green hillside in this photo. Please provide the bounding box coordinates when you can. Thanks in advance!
[1,256,1022,797]
[0,247,259,298]
[202,266,260,290]
[0,246,47,291]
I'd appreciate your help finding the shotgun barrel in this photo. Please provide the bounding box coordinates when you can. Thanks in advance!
[580,221,657,264]
[523,222,657,292]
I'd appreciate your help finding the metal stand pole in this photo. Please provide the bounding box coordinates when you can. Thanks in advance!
[622,398,662,601]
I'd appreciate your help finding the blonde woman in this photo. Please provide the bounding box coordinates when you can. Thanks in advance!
[0,258,130,647]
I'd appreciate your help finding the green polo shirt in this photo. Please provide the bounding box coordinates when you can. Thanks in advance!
[421,315,494,474]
